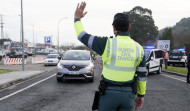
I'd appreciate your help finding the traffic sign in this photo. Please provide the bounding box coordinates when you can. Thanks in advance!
[157,40,170,51]
[44,36,51,46]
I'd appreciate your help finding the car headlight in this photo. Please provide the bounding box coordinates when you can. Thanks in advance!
[84,63,94,70]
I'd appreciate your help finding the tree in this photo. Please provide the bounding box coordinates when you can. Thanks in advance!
[124,6,158,45]
[172,17,190,48]
[159,27,174,50]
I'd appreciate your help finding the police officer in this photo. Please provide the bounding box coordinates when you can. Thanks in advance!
[74,2,147,111]
[187,52,190,83]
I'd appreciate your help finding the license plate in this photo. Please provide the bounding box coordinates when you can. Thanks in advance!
[172,56,178,58]
[68,71,79,75]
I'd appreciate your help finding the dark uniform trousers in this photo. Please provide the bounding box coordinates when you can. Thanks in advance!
[187,64,190,83]
[98,88,135,111]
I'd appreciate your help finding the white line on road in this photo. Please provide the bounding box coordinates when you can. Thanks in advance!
[161,74,186,82]
[0,74,56,101]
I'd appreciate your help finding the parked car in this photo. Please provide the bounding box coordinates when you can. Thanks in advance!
[144,48,163,75]
[44,54,60,66]
[0,51,6,58]
[168,50,187,67]
[57,50,94,82]
[9,51,27,58]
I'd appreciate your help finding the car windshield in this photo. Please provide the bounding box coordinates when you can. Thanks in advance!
[170,51,184,56]
[10,52,16,54]
[63,51,90,60]
[144,49,151,59]
[46,55,58,58]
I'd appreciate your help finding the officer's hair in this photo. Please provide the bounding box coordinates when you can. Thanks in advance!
[113,18,129,32]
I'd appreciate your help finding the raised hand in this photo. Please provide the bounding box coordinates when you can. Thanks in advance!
[74,2,87,19]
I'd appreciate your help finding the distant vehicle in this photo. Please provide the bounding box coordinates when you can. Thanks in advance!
[56,50,94,82]
[25,52,35,56]
[44,54,60,66]
[168,50,187,67]
[0,51,6,58]
[9,51,27,58]
[144,47,163,74]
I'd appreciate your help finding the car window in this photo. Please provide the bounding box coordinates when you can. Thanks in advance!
[63,51,90,60]
[46,55,58,58]
[155,50,163,59]
[144,49,151,59]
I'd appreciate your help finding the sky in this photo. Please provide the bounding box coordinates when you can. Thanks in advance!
[0,0,190,46]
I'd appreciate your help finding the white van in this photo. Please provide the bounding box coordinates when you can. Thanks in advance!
[144,48,163,75]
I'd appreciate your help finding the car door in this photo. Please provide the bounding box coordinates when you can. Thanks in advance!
[149,51,159,72]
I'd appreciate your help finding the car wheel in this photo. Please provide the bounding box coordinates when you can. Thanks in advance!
[0,56,2,61]
[157,66,162,74]
[57,77,62,82]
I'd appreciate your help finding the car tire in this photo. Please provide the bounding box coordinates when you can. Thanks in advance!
[57,77,62,82]
[0,56,2,61]
[157,66,162,74]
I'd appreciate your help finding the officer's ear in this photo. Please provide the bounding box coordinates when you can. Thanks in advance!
[113,25,117,34]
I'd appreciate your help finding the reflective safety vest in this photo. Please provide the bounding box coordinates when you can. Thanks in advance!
[101,35,144,82]
[164,52,169,60]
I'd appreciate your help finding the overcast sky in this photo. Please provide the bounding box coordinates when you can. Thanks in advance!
[0,0,190,46]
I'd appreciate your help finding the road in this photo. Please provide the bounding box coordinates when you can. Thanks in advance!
[0,59,189,111]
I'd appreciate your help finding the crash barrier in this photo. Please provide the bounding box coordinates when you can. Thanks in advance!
[4,58,26,65]
[32,57,45,64]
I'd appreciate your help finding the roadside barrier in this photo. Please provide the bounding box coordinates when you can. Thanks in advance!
[32,57,45,64]
[4,58,26,65]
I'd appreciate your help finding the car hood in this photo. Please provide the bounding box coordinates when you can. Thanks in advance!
[59,60,90,66]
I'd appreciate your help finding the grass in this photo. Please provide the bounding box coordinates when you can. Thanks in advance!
[163,65,188,75]
[0,70,16,74]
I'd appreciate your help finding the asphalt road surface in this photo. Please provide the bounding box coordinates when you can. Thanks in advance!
[0,58,190,111]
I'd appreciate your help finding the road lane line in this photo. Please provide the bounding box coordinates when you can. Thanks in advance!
[0,74,56,101]
[161,74,186,82]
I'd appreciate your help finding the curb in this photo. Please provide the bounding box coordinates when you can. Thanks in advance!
[0,70,47,90]
[162,70,186,77]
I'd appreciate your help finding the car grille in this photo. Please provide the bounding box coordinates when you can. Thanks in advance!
[63,65,86,71]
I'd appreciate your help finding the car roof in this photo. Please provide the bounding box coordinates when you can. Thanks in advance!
[144,49,163,51]
[47,54,59,56]
[66,50,90,53]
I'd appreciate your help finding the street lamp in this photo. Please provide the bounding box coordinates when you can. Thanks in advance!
[57,17,67,54]
[21,0,25,71]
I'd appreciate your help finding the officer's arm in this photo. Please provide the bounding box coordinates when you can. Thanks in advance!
[136,54,147,98]
[74,19,108,56]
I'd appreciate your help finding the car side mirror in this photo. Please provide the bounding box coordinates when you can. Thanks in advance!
[151,57,154,61]
[58,56,61,60]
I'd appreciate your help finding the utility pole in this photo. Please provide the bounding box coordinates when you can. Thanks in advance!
[21,0,25,71]
[0,14,4,50]
[31,24,35,48]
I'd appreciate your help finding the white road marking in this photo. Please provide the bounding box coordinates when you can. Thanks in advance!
[0,74,56,101]
[161,74,186,82]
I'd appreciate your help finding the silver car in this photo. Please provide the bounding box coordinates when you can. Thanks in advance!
[57,50,94,82]
[44,54,60,66]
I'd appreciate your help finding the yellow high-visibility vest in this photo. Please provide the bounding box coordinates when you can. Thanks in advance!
[101,35,144,82]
